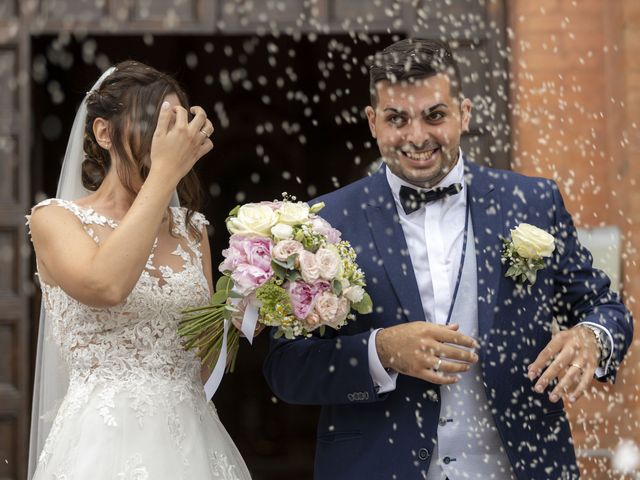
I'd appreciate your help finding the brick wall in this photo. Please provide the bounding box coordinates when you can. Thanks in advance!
[509,0,640,477]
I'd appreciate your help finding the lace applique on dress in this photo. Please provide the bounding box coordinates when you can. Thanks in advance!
[210,451,241,480]
[117,454,149,480]
[26,198,118,244]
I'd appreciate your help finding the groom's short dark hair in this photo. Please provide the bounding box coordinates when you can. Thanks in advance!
[367,38,463,106]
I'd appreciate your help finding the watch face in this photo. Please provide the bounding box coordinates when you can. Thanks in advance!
[583,326,606,363]
[594,330,610,362]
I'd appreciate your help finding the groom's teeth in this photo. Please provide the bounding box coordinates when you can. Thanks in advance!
[404,149,437,161]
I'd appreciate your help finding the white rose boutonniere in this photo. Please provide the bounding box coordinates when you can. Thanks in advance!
[501,223,555,286]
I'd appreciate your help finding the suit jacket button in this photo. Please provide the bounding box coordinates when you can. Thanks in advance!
[443,456,451,465]
[418,448,430,461]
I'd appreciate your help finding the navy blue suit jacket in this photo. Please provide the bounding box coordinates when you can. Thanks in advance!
[263,161,633,480]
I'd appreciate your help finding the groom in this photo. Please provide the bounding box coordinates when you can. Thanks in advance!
[264,38,633,479]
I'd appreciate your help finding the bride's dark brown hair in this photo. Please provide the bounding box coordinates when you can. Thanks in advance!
[82,60,203,239]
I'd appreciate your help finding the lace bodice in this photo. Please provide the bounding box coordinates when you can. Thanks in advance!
[27,199,211,390]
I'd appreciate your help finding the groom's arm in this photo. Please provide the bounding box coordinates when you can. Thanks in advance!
[529,179,633,393]
[263,327,388,406]
[263,188,388,406]
[548,180,633,381]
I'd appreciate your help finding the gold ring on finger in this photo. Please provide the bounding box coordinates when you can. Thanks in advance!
[569,363,584,372]
[200,129,210,138]
[433,358,442,372]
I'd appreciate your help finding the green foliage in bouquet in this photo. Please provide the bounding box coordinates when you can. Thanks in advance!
[178,275,242,373]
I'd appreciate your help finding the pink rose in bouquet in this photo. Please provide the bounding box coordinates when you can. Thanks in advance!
[311,217,341,244]
[272,239,303,262]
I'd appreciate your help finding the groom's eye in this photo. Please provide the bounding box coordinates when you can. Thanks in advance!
[386,115,407,127]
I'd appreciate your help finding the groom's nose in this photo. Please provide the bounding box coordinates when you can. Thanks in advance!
[405,119,432,146]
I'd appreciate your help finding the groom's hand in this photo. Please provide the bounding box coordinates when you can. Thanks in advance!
[375,322,479,384]
[527,326,600,404]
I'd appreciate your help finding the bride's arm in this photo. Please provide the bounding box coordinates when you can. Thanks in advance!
[30,104,213,307]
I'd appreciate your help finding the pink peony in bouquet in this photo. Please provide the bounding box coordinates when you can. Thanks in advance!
[178,196,372,376]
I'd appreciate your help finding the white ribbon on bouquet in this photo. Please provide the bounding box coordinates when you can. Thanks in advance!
[203,295,261,401]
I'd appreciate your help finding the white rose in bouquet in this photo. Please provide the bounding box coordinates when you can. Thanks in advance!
[315,292,340,324]
[227,204,278,236]
[298,250,320,283]
[277,202,310,225]
[343,285,365,303]
[316,246,342,280]
[271,223,294,240]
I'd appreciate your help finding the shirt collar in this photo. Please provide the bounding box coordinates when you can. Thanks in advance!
[385,148,466,205]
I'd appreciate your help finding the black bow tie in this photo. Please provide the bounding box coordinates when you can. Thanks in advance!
[399,183,463,215]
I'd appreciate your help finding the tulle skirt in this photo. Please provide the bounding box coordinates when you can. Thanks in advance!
[31,378,251,480]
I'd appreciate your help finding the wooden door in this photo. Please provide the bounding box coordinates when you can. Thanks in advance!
[0,1,31,479]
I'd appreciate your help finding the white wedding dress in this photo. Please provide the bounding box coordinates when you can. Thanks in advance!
[28,199,251,480]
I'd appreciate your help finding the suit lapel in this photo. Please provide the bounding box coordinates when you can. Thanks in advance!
[465,162,504,341]
[364,168,425,323]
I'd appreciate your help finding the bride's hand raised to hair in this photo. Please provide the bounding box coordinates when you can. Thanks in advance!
[149,101,214,182]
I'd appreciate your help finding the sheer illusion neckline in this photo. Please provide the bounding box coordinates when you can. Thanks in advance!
[67,200,172,226]
[29,198,210,293]
[68,201,122,224]
[55,198,178,234]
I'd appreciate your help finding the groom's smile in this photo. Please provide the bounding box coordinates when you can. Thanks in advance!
[401,146,441,167]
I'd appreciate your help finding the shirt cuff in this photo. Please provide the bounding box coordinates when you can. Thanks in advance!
[368,329,398,394]
[580,321,614,378]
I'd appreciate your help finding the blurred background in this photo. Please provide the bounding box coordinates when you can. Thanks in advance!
[0,0,638,478]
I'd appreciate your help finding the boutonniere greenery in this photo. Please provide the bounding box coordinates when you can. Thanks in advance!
[501,223,555,286]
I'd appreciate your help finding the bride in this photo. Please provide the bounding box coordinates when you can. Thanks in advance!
[27,61,251,479]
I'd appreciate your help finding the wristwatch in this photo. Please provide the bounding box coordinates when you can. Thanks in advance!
[581,324,611,366]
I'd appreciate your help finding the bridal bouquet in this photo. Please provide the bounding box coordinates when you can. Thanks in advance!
[178,196,372,372]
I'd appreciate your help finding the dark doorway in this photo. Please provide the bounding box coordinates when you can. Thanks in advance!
[30,33,393,479]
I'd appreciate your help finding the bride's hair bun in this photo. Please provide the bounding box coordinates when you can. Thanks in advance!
[81,123,110,191]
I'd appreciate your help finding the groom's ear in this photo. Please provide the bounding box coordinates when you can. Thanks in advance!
[93,117,112,150]
[365,106,377,139]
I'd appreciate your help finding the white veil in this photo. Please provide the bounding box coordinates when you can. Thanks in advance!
[27,66,179,477]
[27,66,115,479]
